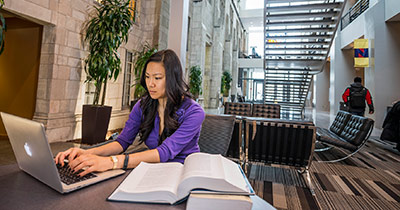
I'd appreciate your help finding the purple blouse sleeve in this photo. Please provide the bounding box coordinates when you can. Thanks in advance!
[115,100,142,151]
[156,102,205,162]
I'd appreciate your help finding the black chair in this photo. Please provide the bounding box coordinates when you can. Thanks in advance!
[245,118,316,168]
[224,102,252,116]
[198,114,236,156]
[244,117,317,195]
[251,103,280,118]
[226,117,244,159]
[316,111,374,162]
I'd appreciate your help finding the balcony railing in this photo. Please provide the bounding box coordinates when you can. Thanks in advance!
[341,0,369,30]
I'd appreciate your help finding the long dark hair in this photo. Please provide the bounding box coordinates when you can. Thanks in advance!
[138,49,191,145]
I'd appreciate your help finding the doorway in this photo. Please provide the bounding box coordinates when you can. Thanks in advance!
[0,12,43,139]
[253,80,264,102]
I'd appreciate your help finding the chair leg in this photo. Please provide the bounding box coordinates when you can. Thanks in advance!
[314,141,333,152]
[317,123,373,163]
[244,147,249,174]
[243,158,248,175]
[298,168,316,196]
[317,140,369,163]
[314,146,333,152]
[317,149,357,163]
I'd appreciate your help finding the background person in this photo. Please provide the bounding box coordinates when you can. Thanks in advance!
[55,49,205,176]
[381,100,400,151]
[342,77,374,116]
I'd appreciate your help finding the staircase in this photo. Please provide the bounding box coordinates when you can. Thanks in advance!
[264,0,346,119]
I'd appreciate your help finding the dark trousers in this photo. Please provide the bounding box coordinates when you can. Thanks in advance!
[350,110,365,116]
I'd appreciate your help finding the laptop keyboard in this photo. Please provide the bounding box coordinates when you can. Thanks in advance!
[56,164,97,185]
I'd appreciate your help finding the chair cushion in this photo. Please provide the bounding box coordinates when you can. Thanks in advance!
[329,111,351,135]
[252,103,280,118]
[339,115,374,146]
[224,102,252,116]
[316,127,357,151]
[198,114,236,156]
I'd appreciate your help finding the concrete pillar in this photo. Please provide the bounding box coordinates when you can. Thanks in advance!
[315,62,330,112]
[168,0,189,71]
[156,0,170,50]
[231,49,239,100]
[330,34,357,117]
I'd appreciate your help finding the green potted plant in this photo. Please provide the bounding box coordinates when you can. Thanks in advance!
[82,0,134,144]
[129,43,157,110]
[189,65,202,100]
[221,71,232,97]
[0,0,6,55]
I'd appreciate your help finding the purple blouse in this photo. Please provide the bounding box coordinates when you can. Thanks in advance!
[116,97,205,163]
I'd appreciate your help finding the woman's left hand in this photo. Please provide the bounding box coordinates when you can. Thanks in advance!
[68,154,113,177]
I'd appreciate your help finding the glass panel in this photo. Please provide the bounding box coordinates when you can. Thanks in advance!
[122,51,133,109]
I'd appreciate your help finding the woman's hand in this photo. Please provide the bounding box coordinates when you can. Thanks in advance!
[54,147,88,166]
[68,154,113,176]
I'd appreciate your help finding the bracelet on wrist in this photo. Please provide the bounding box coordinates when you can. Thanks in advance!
[122,154,129,170]
[110,156,118,170]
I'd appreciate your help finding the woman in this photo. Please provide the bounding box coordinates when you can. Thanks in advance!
[55,49,205,176]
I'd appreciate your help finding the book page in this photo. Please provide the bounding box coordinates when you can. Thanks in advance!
[221,157,248,192]
[119,162,183,194]
[176,153,250,200]
[181,153,224,180]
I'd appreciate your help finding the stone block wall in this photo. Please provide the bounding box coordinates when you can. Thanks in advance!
[2,0,247,141]
[187,0,245,109]
[3,0,159,142]
[157,0,170,50]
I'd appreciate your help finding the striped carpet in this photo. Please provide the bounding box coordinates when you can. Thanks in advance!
[247,138,400,209]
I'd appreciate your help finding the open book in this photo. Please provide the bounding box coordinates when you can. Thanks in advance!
[108,152,253,204]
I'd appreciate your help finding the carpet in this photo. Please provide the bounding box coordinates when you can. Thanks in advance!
[247,137,400,210]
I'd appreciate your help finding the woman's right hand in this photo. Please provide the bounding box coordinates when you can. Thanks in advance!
[54,147,88,166]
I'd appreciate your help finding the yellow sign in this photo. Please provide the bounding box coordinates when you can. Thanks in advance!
[354,57,369,67]
[354,39,368,49]
[130,0,136,21]
[354,39,369,67]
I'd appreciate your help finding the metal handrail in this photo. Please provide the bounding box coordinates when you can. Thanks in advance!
[341,0,369,30]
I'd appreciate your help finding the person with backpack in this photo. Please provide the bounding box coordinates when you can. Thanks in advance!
[342,77,374,116]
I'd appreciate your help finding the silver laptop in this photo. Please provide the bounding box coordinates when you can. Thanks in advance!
[1,112,125,193]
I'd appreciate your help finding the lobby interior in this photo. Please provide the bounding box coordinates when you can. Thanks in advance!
[1,0,400,209]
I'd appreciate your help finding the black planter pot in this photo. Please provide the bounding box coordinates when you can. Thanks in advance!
[230,94,236,102]
[81,105,112,145]
[130,99,139,111]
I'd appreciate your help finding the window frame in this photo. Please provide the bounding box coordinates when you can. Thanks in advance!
[122,50,134,110]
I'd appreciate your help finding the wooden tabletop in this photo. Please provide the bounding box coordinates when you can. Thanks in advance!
[0,164,185,210]
[0,163,275,210]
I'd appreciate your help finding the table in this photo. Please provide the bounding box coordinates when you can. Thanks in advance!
[0,164,184,210]
[0,164,275,210]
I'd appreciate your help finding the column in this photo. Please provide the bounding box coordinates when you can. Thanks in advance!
[168,0,190,71]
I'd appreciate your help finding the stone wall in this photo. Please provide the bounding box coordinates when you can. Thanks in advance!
[3,0,158,142]
[157,0,170,50]
[187,0,244,108]
[2,0,246,141]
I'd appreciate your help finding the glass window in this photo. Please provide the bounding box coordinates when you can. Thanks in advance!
[122,51,133,109]
[245,0,263,9]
